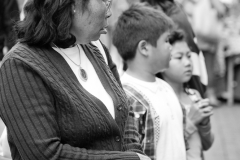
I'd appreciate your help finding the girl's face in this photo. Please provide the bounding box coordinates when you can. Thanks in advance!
[163,41,193,83]
[71,0,112,44]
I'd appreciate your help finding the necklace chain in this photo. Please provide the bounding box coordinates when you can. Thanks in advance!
[53,43,88,81]
[53,43,81,67]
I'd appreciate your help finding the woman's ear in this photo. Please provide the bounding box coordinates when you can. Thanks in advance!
[137,40,150,57]
[72,3,76,14]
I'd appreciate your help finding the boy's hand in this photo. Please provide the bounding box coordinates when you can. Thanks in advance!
[188,99,213,125]
[136,153,151,160]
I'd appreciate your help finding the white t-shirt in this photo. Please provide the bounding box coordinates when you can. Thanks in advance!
[53,40,115,119]
[121,73,186,160]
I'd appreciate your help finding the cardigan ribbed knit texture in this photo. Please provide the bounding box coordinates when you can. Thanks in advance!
[0,43,142,160]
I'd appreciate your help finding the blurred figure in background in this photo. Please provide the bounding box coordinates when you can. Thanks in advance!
[100,0,141,76]
[0,0,19,60]
[186,0,240,103]
[141,0,208,100]
[16,0,26,11]
[16,0,28,20]
[184,0,228,105]
[100,0,130,75]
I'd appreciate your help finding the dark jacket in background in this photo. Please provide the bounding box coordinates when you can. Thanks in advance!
[0,0,19,60]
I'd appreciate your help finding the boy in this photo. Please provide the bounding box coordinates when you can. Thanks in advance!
[113,3,186,160]
[161,30,214,160]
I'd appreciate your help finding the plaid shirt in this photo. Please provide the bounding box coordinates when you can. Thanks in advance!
[123,84,157,160]
[123,84,188,160]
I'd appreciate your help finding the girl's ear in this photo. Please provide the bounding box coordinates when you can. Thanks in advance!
[137,40,150,57]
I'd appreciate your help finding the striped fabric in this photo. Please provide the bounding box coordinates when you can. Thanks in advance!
[0,43,142,160]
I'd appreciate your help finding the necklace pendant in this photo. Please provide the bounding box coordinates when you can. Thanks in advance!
[79,68,88,81]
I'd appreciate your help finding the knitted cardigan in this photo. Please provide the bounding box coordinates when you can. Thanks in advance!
[0,43,142,160]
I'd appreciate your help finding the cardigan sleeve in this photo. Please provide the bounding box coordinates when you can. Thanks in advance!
[0,58,140,160]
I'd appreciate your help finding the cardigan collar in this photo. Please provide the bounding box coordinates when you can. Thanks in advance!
[45,43,127,133]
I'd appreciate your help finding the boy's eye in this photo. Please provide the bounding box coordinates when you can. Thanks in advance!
[174,56,182,60]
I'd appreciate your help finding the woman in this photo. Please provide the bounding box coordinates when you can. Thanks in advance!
[0,0,150,160]
[141,0,208,98]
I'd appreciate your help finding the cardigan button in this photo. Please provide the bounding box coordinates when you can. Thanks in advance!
[115,136,120,142]
[117,106,122,111]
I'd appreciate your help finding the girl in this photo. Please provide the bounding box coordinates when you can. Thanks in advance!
[161,30,214,160]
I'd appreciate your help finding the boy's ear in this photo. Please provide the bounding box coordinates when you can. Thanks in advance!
[137,40,150,57]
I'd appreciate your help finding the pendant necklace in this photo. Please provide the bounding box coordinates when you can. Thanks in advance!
[53,44,88,81]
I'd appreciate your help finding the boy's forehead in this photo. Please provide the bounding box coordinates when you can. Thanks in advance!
[159,31,171,39]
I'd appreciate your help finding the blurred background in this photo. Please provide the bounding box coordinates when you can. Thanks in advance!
[1,0,240,160]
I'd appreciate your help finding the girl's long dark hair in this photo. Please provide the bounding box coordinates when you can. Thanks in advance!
[15,0,88,48]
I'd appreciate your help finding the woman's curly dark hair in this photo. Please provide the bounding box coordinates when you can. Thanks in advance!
[15,0,89,48]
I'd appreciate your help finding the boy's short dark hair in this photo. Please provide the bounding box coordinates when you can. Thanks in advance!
[169,29,186,45]
[112,3,174,61]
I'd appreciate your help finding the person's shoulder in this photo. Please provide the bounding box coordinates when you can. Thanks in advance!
[0,43,52,69]
[2,43,30,61]
[156,78,171,88]
[121,73,133,85]
[121,74,141,90]
[4,43,48,60]
[156,78,177,95]
[122,80,149,109]
[120,73,143,87]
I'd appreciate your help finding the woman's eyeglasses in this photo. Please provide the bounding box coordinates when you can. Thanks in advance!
[104,0,112,10]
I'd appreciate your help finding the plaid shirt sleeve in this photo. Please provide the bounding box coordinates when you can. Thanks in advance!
[123,93,149,155]
[126,93,147,142]
[123,105,145,154]
[124,91,156,160]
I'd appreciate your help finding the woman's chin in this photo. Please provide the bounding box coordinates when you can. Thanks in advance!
[99,28,108,34]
